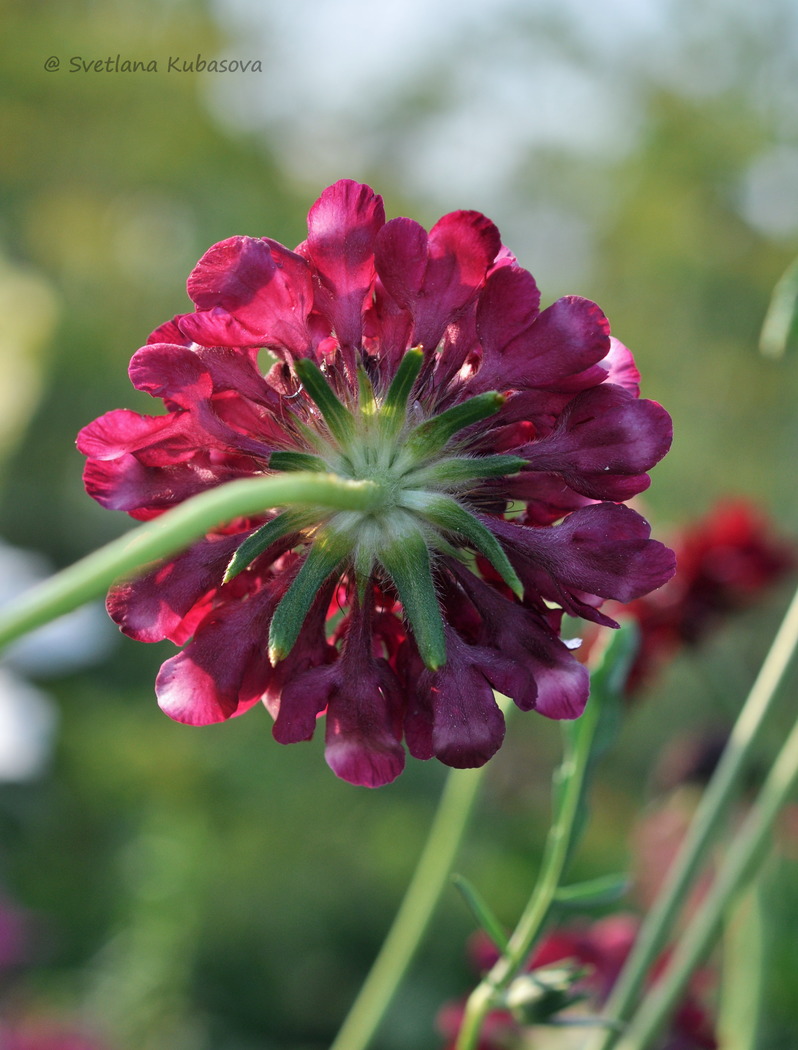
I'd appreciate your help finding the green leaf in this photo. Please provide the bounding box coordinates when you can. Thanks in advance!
[553,873,630,909]
[356,363,377,418]
[269,450,328,472]
[401,491,523,599]
[380,346,423,438]
[294,358,357,446]
[378,522,446,670]
[403,391,505,461]
[406,454,528,489]
[717,883,765,1050]
[224,510,312,583]
[451,873,510,952]
[268,528,350,663]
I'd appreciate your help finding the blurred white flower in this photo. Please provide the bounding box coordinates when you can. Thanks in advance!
[0,539,116,781]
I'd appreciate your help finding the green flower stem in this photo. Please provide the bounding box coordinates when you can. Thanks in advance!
[329,723,507,1050]
[587,581,798,1050]
[615,699,798,1050]
[0,472,380,651]
[455,683,604,1050]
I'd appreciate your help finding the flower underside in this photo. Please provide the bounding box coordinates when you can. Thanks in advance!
[78,178,676,786]
[247,352,523,671]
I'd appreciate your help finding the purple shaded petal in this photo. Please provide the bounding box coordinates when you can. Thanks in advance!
[473,289,610,393]
[375,210,501,352]
[305,179,385,352]
[276,601,405,786]
[406,628,506,769]
[82,447,254,518]
[448,563,589,718]
[107,532,253,644]
[498,472,595,525]
[516,385,673,500]
[156,578,286,724]
[264,595,335,733]
[324,659,406,787]
[363,277,415,379]
[491,504,677,618]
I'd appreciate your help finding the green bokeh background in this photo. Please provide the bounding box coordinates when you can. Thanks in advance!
[1,0,797,1046]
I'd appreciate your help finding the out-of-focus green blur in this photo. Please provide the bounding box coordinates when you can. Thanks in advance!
[1,0,797,1047]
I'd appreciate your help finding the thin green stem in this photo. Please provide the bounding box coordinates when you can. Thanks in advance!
[329,744,501,1050]
[0,473,379,650]
[615,707,798,1050]
[455,690,602,1050]
[587,582,798,1050]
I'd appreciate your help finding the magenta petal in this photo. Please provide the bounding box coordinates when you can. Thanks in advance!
[474,291,610,393]
[305,179,385,352]
[601,337,640,395]
[77,410,176,461]
[107,532,248,644]
[156,584,278,724]
[82,448,253,517]
[276,602,406,787]
[129,344,214,407]
[273,664,333,744]
[375,210,500,351]
[147,314,194,346]
[180,236,315,354]
[373,217,429,310]
[187,235,276,312]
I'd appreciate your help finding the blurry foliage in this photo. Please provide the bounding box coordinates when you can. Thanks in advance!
[1,0,797,1047]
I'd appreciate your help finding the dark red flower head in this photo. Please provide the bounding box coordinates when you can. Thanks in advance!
[78,179,675,786]
[622,500,795,692]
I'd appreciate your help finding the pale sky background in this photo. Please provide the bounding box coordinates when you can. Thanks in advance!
[205,0,798,285]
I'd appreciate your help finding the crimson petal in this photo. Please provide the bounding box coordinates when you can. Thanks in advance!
[375,210,501,352]
[305,179,385,353]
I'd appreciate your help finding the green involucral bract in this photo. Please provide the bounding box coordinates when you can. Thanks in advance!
[236,359,525,670]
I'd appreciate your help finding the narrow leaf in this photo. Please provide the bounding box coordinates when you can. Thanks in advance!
[224,510,312,583]
[407,454,528,489]
[356,363,377,418]
[268,528,350,662]
[402,492,523,599]
[553,873,630,908]
[380,346,423,437]
[294,358,356,445]
[403,391,505,460]
[378,522,446,670]
[269,450,328,472]
[451,873,510,952]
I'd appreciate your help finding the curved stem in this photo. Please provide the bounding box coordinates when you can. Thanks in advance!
[0,473,379,650]
[329,747,501,1050]
[616,706,798,1050]
[455,689,602,1050]
[587,582,798,1050]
